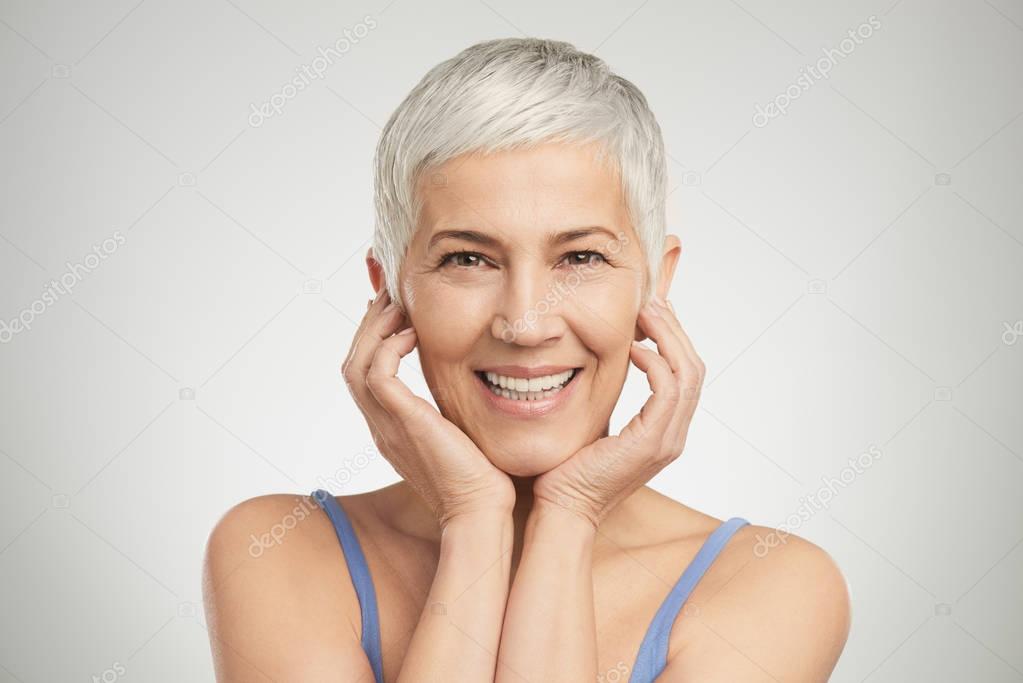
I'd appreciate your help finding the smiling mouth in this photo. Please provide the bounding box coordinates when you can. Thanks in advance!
[475,368,581,401]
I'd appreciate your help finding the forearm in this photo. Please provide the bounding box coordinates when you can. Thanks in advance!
[496,502,597,682]
[397,510,513,682]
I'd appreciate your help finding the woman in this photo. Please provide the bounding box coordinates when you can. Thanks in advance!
[202,38,850,682]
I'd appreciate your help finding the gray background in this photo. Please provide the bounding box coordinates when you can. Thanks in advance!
[1,0,1021,681]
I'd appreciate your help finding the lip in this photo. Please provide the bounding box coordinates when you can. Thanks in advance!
[475,364,578,379]
[473,367,581,418]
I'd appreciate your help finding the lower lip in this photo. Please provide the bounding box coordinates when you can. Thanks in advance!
[473,370,581,418]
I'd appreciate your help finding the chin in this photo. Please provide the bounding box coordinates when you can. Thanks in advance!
[478,438,579,477]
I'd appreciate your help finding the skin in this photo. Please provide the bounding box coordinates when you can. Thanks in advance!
[202,141,851,682]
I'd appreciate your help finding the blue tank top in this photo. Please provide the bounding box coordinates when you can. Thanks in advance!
[312,489,749,683]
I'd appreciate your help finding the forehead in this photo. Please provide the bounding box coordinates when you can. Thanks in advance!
[414,142,630,239]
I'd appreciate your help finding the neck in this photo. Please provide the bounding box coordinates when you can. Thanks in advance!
[510,474,538,528]
[506,474,564,579]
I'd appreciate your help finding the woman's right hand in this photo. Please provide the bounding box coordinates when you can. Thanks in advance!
[341,287,515,528]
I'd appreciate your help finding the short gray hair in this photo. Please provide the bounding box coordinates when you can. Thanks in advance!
[372,37,667,309]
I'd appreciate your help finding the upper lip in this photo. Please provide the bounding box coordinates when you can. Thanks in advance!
[476,365,580,379]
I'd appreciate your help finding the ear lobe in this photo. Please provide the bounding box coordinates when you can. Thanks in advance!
[633,234,682,343]
[366,247,385,294]
[655,234,682,301]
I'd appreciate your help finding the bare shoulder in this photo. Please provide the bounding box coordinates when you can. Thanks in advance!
[201,492,374,681]
[662,520,851,682]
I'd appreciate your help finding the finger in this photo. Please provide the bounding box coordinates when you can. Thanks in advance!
[637,300,689,377]
[342,293,407,398]
[621,341,698,466]
[353,286,392,345]
[622,341,679,438]
[655,297,704,377]
[642,300,706,405]
[365,329,435,424]
[350,285,399,350]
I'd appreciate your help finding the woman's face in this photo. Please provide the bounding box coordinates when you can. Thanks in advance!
[380,141,676,476]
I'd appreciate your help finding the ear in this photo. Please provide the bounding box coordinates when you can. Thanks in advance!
[366,248,385,295]
[634,233,682,342]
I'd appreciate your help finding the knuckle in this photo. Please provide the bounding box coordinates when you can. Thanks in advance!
[657,448,680,465]
[662,384,682,403]
[364,369,381,391]
[341,366,359,392]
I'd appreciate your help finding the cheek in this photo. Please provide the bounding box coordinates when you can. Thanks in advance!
[566,280,639,352]
[406,282,489,357]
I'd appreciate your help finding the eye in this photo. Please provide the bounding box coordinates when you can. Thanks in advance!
[563,251,608,267]
[438,251,488,268]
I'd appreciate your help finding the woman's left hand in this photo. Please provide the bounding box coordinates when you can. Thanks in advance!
[533,295,706,528]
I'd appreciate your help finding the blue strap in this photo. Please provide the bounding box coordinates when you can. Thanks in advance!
[629,517,750,682]
[312,489,384,683]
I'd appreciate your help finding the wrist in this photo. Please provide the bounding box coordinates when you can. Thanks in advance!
[439,507,514,544]
[528,497,599,540]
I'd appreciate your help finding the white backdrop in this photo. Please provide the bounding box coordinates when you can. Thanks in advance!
[1,0,1021,680]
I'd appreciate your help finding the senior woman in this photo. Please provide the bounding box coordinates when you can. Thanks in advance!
[203,38,850,682]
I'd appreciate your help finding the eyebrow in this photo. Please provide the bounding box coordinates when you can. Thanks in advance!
[428,226,620,250]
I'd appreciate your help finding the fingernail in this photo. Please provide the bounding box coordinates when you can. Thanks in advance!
[398,326,415,335]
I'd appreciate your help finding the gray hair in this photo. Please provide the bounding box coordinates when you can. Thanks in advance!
[372,37,667,310]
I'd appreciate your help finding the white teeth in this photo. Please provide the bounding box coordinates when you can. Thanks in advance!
[479,369,577,401]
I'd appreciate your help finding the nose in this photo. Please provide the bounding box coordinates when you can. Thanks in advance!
[490,265,567,346]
